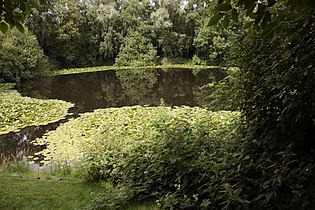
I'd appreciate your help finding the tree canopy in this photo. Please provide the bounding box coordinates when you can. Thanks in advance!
[209,0,315,38]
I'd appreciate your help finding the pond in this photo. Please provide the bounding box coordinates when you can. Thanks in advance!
[0,68,225,162]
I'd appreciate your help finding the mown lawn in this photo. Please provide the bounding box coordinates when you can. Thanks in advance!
[0,176,103,210]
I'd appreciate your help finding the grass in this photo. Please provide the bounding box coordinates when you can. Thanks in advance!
[53,64,222,76]
[0,162,158,210]
[0,176,103,210]
[0,176,158,210]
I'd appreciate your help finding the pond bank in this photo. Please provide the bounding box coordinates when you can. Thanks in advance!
[0,174,158,210]
[53,64,223,76]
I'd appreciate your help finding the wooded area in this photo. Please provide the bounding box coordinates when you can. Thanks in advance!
[0,0,314,209]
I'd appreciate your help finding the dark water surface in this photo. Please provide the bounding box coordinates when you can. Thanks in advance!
[0,68,225,161]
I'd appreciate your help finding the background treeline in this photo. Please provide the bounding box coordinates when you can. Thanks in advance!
[25,0,236,69]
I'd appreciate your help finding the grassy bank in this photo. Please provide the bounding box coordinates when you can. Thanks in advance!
[0,176,103,210]
[32,106,241,209]
[0,161,158,210]
[0,84,74,135]
[53,64,222,76]
[0,175,158,210]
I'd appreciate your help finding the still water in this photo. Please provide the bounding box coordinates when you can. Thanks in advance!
[0,68,225,161]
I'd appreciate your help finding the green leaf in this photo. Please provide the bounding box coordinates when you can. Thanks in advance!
[261,15,268,29]
[231,9,239,22]
[14,12,25,21]
[287,0,297,10]
[266,192,273,202]
[246,3,256,15]
[252,194,264,202]
[261,28,275,40]
[216,3,232,11]
[15,22,25,33]
[208,14,224,26]
[40,0,47,4]
[244,21,254,29]
[0,22,9,33]
[30,0,40,10]
[12,0,19,4]
[4,13,15,25]
[248,12,256,19]
[25,3,33,15]
[222,15,230,29]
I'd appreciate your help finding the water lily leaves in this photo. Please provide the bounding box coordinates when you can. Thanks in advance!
[0,90,74,134]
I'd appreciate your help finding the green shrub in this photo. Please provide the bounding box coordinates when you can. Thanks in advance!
[33,106,241,209]
[194,67,242,111]
[0,28,53,83]
[189,55,207,66]
[160,57,190,65]
[229,10,315,210]
[115,31,158,67]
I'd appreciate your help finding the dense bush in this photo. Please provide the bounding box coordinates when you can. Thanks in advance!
[115,31,158,67]
[33,106,241,209]
[193,27,233,66]
[0,29,53,83]
[196,67,242,111]
[227,11,315,209]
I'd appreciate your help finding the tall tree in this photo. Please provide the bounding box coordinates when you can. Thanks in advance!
[28,0,99,68]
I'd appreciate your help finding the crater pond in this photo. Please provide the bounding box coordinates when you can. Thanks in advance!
[0,68,225,161]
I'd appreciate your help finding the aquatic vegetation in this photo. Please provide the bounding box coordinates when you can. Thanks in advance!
[53,65,220,76]
[0,89,74,134]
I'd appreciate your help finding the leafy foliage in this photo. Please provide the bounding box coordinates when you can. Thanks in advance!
[0,28,53,83]
[32,106,241,209]
[27,0,99,68]
[0,88,73,134]
[195,67,242,111]
[0,0,46,33]
[219,9,315,210]
[115,31,158,66]
[209,0,315,38]
[194,26,233,66]
[25,0,235,69]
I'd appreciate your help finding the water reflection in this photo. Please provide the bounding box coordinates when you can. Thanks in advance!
[18,68,224,113]
[1,68,225,161]
[0,118,69,162]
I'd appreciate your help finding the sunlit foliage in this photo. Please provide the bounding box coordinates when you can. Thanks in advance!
[32,106,241,209]
[0,28,52,83]
[0,88,73,134]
